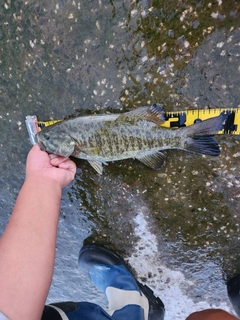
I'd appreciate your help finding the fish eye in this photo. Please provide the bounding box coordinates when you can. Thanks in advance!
[43,133,50,140]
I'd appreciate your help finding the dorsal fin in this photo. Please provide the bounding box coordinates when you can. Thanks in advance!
[116,104,166,125]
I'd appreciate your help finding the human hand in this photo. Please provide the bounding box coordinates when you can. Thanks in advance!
[186,309,238,320]
[26,144,76,189]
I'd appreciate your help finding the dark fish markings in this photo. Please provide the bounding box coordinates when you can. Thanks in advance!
[35,105,227,174]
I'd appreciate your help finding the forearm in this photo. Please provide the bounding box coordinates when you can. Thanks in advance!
[0,177,62,320]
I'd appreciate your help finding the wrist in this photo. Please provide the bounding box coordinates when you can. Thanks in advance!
[24,174,62,196]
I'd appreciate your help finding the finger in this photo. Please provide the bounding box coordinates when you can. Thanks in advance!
[27,144,43,158]
[32,144,41,152]
[49,153,58,160]
[50,156,69,166]
[58,159,77,175]
[27,144,50,166]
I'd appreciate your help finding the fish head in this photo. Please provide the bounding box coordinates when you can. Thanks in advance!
[35,127,75,157]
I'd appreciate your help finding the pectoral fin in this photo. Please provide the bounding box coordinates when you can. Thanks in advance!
[136,151,166,170]
[88,160,104,174]
[80,147,100,156]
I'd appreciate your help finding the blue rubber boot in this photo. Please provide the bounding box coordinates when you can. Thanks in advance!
[42,301,115,320]
[227,274,240,318]
[78,244,165,320]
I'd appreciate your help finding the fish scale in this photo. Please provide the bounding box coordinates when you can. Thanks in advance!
[34,105,228,174]
[101,124,154,158]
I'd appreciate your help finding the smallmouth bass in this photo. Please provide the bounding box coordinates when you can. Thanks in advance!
[35,105,227,174]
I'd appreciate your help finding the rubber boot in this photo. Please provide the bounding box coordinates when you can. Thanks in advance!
[227,274,240,318]
[42,301,115,320]
[78,243,165,320]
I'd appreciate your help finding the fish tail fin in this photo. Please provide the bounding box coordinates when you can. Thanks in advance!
[185,136,220,156]
[183,112,227,156]
[186,112,227,136]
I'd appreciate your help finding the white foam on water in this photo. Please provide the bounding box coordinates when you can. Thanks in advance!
[126,210,234,320]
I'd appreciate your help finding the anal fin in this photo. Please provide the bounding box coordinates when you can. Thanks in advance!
[136,151,166,170]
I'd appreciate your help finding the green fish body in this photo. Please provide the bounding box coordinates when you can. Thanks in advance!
[35,105,227,174]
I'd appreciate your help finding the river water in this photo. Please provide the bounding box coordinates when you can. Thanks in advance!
[0,0,240,319]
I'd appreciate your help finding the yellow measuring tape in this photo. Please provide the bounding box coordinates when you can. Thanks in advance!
[162,108,239,135]
[36,108,239,135]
